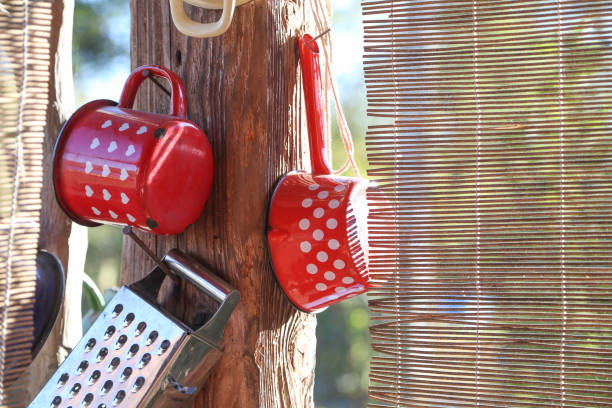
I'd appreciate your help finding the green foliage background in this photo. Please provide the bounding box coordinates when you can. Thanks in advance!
[74,0,370,406]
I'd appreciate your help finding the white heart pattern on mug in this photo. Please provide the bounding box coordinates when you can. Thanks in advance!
[120,168,129,181]
[90,138,100,150]
[107,141,118,153]
[102,165,111,177]
[84,185,94,197]
[102,189,111,201]
[136,126,147,135]
[85,161,93,174]
[121,193,129,204]
[119,123,129,132]
[101,120,112,129]
[125,145,135,157]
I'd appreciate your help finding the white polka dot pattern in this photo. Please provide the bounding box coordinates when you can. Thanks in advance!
[324,271,335,281]
[284,176,365,308]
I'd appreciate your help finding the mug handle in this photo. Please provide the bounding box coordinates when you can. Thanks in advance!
[118,65,187,118]
[169,0,237,38]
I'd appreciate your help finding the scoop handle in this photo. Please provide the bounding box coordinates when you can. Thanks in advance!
[299,34,332,175]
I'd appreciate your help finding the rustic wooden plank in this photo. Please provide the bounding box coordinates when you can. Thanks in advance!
[123,0,329,406]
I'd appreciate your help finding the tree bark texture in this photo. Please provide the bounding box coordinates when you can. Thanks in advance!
[123,0,330,406]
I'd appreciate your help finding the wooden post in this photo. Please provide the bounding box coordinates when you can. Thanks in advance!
[122,1,329,406]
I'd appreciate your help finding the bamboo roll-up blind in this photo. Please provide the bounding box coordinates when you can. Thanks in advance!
[0,0,50,406]
[364,1,612,406]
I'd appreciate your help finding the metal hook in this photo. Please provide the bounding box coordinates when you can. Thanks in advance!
[306,27,331,45]
[122,226,180,284]
[142,69,172,97]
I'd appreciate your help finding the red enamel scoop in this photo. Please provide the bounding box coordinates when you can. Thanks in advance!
[266,34,371,313]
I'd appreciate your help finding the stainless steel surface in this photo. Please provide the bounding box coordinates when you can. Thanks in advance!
[28,249,239,408]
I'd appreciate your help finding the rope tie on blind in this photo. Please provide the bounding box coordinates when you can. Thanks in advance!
[556,0,567,405]
[471,0,483,405]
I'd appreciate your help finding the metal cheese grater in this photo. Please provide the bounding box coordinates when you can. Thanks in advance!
[28,249,239,408]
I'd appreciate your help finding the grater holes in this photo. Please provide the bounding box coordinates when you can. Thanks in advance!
[158,340,171,355]
[82,393,94,406]
[113,390,126,405]
[115,334,128,349]
[57,373,69,388]
[77,360,89,375]
[70,383,82,397]
[146,331,158,346]
[104,326,116,340]
[127,344,139,359]
[123,313,135,327]
[85,338,96,352]
[52,396,62,406]
[108,357,121,372]
[134,322,146,336]
[111,304,123,318]
[119,367,132,383]
[101,380,113,395]
[89,370,101,385]
[137,353,151,369]
[96,347,109,362]
[132,377,145,393]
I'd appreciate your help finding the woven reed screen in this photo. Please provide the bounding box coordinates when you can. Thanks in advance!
[363,1,612,406]
[0,0,50,405]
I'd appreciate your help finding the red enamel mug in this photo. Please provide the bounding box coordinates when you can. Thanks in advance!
[266,34,371,313]
[53,65,213,235]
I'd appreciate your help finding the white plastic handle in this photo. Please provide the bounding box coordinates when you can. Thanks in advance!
[169,0,237,38]
[184,0,250,10]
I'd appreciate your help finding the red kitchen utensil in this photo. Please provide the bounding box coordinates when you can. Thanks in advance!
[53,65,213,235]
[266,34,371,313]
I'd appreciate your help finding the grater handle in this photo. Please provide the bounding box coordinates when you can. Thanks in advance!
[162,249,234,304]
